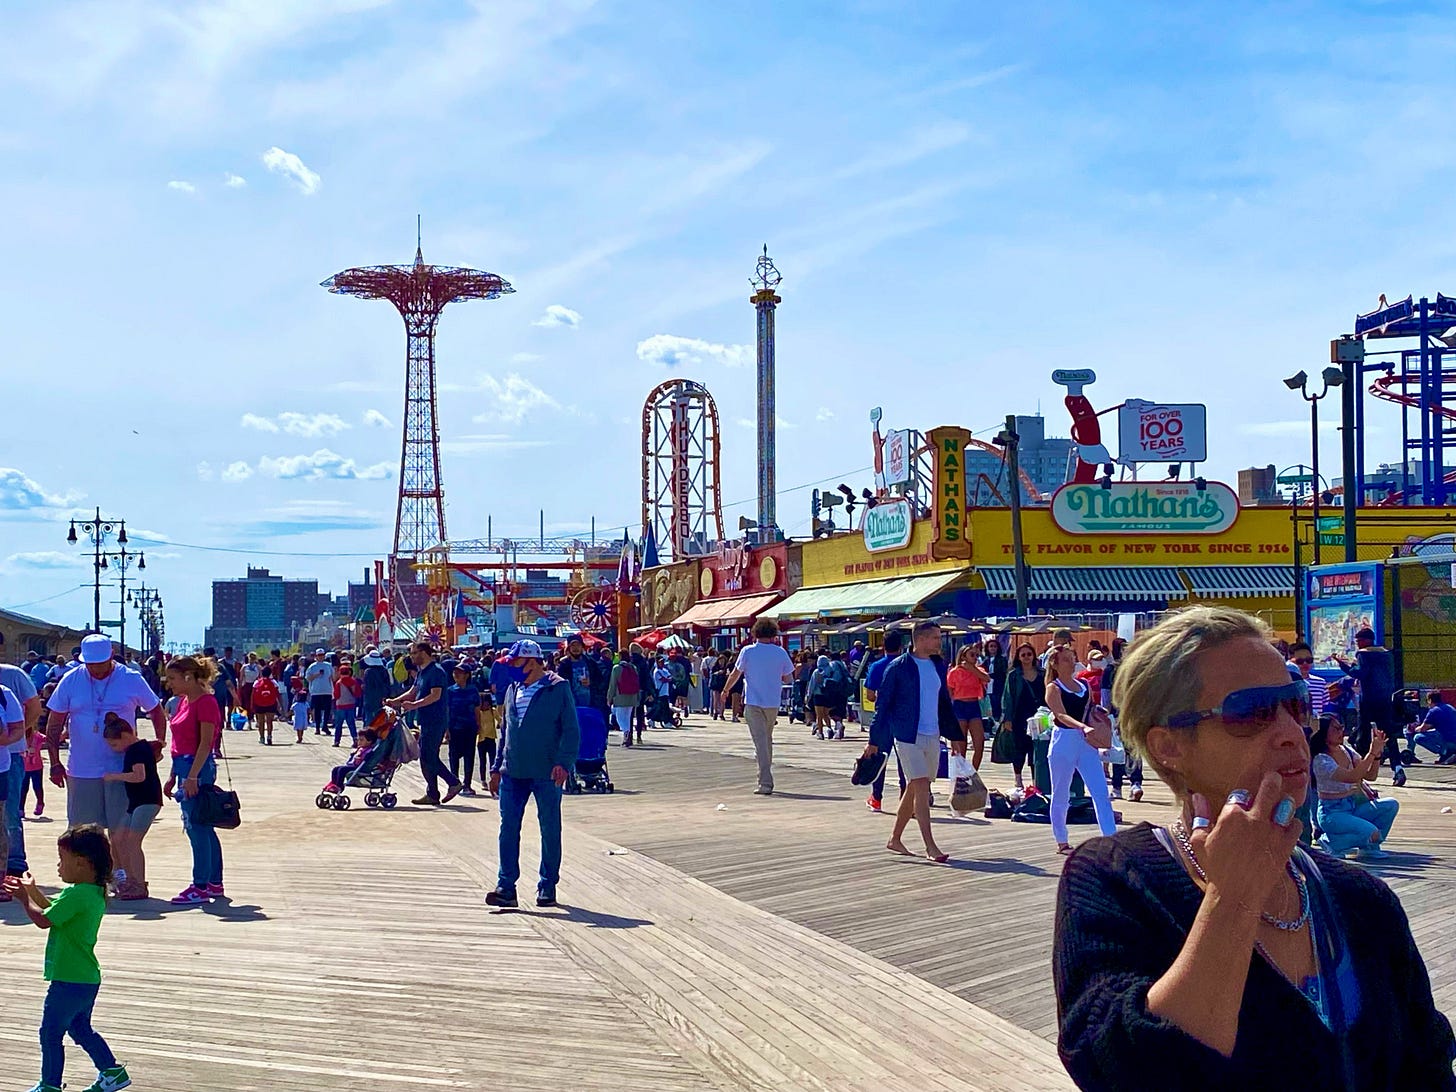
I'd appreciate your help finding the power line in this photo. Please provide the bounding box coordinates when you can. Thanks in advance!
[2,583,92,611]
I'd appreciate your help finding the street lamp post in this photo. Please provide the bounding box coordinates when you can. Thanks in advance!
[67,508,127,635]
[101,547,144,653]
[1284,367,1345,565]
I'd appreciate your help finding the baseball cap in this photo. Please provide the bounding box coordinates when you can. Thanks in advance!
[80,634,113,665]
[24,650,38,660]
[505,639,544,662]
[314,648,327,655]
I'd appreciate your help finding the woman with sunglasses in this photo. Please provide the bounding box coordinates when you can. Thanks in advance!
[1309,716,1399,859]
[1054,607,1453,1090]
[1045,645,1118,854]
[1001,642,1044,790]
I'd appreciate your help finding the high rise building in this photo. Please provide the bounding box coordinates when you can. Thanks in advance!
[205,567,323,651]
[963,415,1073,506]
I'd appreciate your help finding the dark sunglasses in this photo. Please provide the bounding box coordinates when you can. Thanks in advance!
[1293,657,1313,665]
[1018,651,1035,658]
[1167,681,1310,735]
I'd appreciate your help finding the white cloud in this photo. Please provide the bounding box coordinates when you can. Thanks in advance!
[5,551,86,571]
[257,449,393,481]
[261,146,321,195]
[221,461,254,483]
[532,304,581,329]
[510,352,542,365]
[223,172,247,188]
[196,462,215,482]
[241,412,350,437]
[816,408,835,422]
[636,334,752,369]
[0,468,79,510]
[166,180,196,193]
[468,374,560,425]
[361,409,391,428]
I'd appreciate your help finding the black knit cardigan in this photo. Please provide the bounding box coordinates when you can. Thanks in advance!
[1054,823,1455,1091]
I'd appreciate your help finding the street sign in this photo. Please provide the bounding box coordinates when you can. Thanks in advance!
[1277,473,1312,485]
[1316,516,1345,547]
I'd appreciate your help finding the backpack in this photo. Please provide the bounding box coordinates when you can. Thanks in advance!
[616,664,640,697]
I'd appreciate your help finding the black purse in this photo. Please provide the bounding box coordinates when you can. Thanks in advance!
[193,738,241,829]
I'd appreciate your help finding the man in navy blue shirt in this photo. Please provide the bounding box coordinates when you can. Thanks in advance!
[388,642,461,806]
[1413,691,1456,763]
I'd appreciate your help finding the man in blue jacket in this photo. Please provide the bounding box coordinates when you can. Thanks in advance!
[862,621,959,862]
[487,640,580,909]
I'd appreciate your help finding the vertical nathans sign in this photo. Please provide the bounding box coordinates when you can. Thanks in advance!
[929,426,973,560]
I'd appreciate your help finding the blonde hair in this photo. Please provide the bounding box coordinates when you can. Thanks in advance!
[1110,606,1270,796]
[166,655,219,688]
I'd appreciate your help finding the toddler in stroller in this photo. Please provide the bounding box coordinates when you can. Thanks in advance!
[316,710,416,810]
[565,707,615,794]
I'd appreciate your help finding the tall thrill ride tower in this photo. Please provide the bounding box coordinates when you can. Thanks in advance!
[323,228,514,570]
[751,245,782,544]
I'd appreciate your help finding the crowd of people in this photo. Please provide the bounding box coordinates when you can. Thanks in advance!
[1,608,1452,1090]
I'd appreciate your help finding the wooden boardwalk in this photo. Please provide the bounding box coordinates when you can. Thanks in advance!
[0,712,1450,1089]
[0,723,1071,1091]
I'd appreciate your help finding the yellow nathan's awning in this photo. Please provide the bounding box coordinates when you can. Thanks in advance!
[670,593,780,628]
[760,571,966,621]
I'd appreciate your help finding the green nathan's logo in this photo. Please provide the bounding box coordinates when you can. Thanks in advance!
[1052,482,1239,535]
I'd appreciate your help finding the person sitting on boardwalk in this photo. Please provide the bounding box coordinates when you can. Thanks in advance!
[862,621,960,863]
[1309,717,1399,860]
[487,640,580,910]
[1412,690,1456,763]
[1054,606,1454,1090]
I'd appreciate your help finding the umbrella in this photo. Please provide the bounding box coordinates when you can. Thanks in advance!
[887,613,982,635]
[658,634,694,651]
[638,628,670,650]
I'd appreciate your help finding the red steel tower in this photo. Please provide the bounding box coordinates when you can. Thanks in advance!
[323,229,514,567]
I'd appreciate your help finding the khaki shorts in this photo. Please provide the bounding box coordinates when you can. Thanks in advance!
[895,735,942,781]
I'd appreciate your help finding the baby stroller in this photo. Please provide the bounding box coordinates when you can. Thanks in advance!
[565,707,614,794]
[315,709,415,811]
[649,691,683,729]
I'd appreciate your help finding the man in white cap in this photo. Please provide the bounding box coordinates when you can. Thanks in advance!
[304,648,335,735]
[44,633,167,831]
[487,640,580,909]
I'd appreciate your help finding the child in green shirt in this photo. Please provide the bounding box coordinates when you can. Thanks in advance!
[5,824,132,1092]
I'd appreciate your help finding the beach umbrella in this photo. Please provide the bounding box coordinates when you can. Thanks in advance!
[659,634,694,651]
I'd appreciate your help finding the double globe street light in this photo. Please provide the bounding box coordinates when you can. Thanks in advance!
[1284,366,1345,565]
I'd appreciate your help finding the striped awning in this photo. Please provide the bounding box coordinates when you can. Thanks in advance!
[1183,565,1296,598]
[978,565,1187,601]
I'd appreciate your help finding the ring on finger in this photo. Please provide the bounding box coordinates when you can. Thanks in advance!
[1272,796,1297,827]
[1191,816,1212,830]
[1226,789,1253,809]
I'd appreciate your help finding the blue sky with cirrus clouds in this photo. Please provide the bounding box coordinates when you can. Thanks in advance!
[2,1,1455,641]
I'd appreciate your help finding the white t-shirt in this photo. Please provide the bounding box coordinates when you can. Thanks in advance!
[734,642,795,709]
[0,663,37,755]
[0,685,21,773]
[305,660,335,696]
[242,662,262,684]
[46,663,160,778]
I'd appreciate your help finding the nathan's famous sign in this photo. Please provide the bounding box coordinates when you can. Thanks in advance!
[1052,480,1239,535]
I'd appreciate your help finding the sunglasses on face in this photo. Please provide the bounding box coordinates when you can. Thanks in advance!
[1166,681,1310,736]
[1293,657,1313,665]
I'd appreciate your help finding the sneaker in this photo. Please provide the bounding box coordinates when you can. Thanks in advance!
[26,1084,64,1092]
[412,794,441,806]
[1109,789,1123,800]
[441,784,463,804]
[459,786,478,797]
[1357,845,1390,860]
[81,1063,133,1091]
[485,887,518,909]
[205,883,225,899]
[536,892,558,908]
[866,796,882,813]
[1129,787,1144,802]
[170,886,208,905]
[753,786,774,795]
[1392,767,1407,788]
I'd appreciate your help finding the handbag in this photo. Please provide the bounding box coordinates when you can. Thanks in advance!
[990,722,1016,764]
[193,737,241,829]
[1083,704,1113,751]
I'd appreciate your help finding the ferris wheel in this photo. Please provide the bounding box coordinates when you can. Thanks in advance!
[570,586,616,632]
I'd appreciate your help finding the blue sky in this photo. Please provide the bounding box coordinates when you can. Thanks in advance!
[3,0,1456,644]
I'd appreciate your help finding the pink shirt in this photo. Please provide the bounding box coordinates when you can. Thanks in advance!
[24,731,43,772]
[171,694,222,758]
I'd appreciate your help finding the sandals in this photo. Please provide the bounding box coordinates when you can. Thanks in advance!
[1057,843,1074,855]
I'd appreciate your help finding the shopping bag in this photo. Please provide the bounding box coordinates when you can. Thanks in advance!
[1100,725,1126,766]
[949,755,988,816]
[990,722,1016,764]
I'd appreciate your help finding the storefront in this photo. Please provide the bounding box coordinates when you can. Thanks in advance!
[669,541,792,648]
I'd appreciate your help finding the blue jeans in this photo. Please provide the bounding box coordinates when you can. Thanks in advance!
[173,754,223,888]
[332,704,358,744]
[1413,730,1454,759]
[1317,793,1399,857]
[497,776,563,897]
[5,759,24,873]
[418,722,459,798]
[40,980,116,1087]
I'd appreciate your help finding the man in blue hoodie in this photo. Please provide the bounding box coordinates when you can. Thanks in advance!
[487,640,580,909]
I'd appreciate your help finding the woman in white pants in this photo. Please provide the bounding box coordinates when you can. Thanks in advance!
[1044,645,1117,854]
